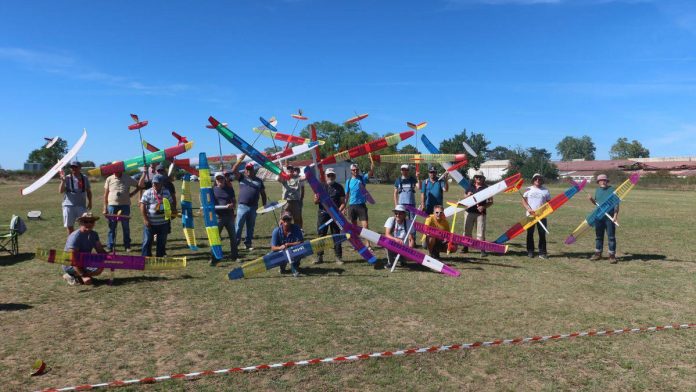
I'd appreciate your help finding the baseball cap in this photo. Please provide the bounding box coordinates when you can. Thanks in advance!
[156,164,165,172]
[428,166,437,172]
[596,174,608,182]
[214,171,225,179]
[325,168,336,175]
[400,164,409,170]
[245,162,255,169]
[69,160,81,167]
[532,173,543,180]
[152,174,166,184]
[350,163,359,170]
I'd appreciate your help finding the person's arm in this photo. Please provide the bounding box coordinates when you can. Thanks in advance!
[103,180,109,214]
[270,229,286,251]
[613,205,620,223]
[260,188,267,206]
[337,195,345,212]
[368,162,374,178]
[58,171,66,194]
[393,187,398,207]
[230,154,246,179]
[87,187,93,210]
[95,240,107,254]
[443,175,449,192]
[300,182,305,201]
[129,177,141,197]
[139,197,151,227]
[522,196,535,216]
[169,192,178,219]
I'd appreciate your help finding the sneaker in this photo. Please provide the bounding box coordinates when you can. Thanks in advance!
[528,252,534,258]
[335,257,344,265]
[62,273,77,286]
[124,248,131,253]
[209,258,219,267]
[480,251,487,258]
[247,246,254,251]
[609,254,617,264]
[105,247,113,253]
[538,254,549,260]
[292,271,300,278]
[461,247,469,254]
[590,252,602,261]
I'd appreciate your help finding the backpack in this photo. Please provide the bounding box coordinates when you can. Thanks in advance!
[14,216,27,235]
[66,174,86,193]
[396,177,417,194]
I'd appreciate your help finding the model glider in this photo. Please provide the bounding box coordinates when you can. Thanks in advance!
[36,248,186,271]
[504,178,525,194]
[494,179,587,244]
[104,213,130,222]
[421,135,471,190]
[22,129,88,196]
[208,116,290,181]
[406,122,428,131]
[43,136,60,149]
[371,153,467,164]
[198,153,224,259]
[462,141,478,157]
[128,114,149,130]
[413,221,508,254]
[565,173,640,245]
[305,165,458,276]
[359,182,376,205]
[257,200,288,214]
[253,127,325,145]
[228,234,349,280]
[320,131,414,165]
[88,142,193,177]
[143,134,198,176]
[404,205,429,218]
[267,141,320,162]
[291,113,308,121]
[309,124,325,182]
[443,173,522,218]
[345,113,368,124]
[180,174,198,251]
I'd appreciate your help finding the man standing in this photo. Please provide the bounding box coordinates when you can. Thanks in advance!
[394,164,419,219]
[211,171,238,265]
[271,212,305,277]
[522,173,551,259]
[344,162,374,248]
[139,174,176,257]
[281,165,305,229]
[589,174,619,263]
[59,160,92,234]
[423,205,451,259]
[313,168,345,265]
[421,166,449,215]
[103,170,141,252]
[61,213,106,286]
[463,171,493,257]
[230,155,267,251]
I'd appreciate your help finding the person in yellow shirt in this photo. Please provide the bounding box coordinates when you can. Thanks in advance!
[423,205,450,259]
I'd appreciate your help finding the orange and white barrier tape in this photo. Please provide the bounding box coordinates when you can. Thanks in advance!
[39,323,694,391]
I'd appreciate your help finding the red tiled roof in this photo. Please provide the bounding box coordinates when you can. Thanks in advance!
[637,161,696,170]
[552,160,635,171]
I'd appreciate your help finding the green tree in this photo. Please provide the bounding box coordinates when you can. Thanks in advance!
[26,139,68,170]
[486,146,512,160]
[555,135,596,161]
[609,137,650,159]
[439,129,490,170]
[507,147,559,180]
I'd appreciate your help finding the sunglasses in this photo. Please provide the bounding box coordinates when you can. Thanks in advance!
[434,211,442,214]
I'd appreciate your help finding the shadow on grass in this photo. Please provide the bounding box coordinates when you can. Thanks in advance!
[0,252,35,267]
[466,260,522,269]
[560,252,686,262]
[0,303,32,311]
[300,266,345,275]
[93,274,195,287]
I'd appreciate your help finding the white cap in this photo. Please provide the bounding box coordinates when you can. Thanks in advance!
[392,205,407,213]
[325,168,336,175]
[214,171,225,178]
[350,163,359,170]
[400,164,409,169]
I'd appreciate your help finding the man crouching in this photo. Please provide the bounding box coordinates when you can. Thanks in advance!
[62,213,107,285]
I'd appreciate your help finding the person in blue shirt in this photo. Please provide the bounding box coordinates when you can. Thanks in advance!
[420,166,449,215]
[589,174,619,263]
[344,162,374,248]
[393,164,419,218]
[62,213,107,286]
[271,212,305,277]
[230,155,267,251]
[211,171,238,265]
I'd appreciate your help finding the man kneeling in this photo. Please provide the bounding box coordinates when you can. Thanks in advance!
[424,205,452,259]
[62,213,107,285]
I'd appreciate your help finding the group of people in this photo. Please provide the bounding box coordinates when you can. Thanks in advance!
[57,156,622,284]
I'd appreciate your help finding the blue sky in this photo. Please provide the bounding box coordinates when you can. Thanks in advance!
[1,0,696,169]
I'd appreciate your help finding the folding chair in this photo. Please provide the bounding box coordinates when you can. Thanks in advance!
[0,215,21,256]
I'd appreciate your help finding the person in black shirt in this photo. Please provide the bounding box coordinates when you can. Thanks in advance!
[463,170,494,256]
[211,172,239,265]
[313,168,345,264]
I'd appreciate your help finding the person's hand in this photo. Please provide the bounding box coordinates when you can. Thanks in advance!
[87,202,92,210]
[314,194,319,203]
[102,207,108,215]
[477,205,485,213]
[143,219,151,228]
[59,170,65,180]
[227,203,233,209]
[395,238,403,245]
[528,209,536,216]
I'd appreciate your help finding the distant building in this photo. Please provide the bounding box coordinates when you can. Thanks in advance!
[553,157,696,180]
[24,162,43,172]
[467,160,510,181]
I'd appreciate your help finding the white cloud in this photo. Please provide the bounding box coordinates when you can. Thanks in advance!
[0,47,190,95]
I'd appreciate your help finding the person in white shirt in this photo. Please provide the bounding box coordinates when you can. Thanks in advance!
[522,173,551,259]
[383,205,414,268]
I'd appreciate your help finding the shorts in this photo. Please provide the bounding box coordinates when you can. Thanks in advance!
[347,204,368,222]
[63,206,87,228]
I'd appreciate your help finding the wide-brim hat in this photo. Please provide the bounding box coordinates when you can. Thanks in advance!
[76,212,99,224]
[532,173,543,180]
[392,205,407,213]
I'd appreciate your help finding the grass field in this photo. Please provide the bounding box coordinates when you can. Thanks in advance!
[1,179,695,391]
